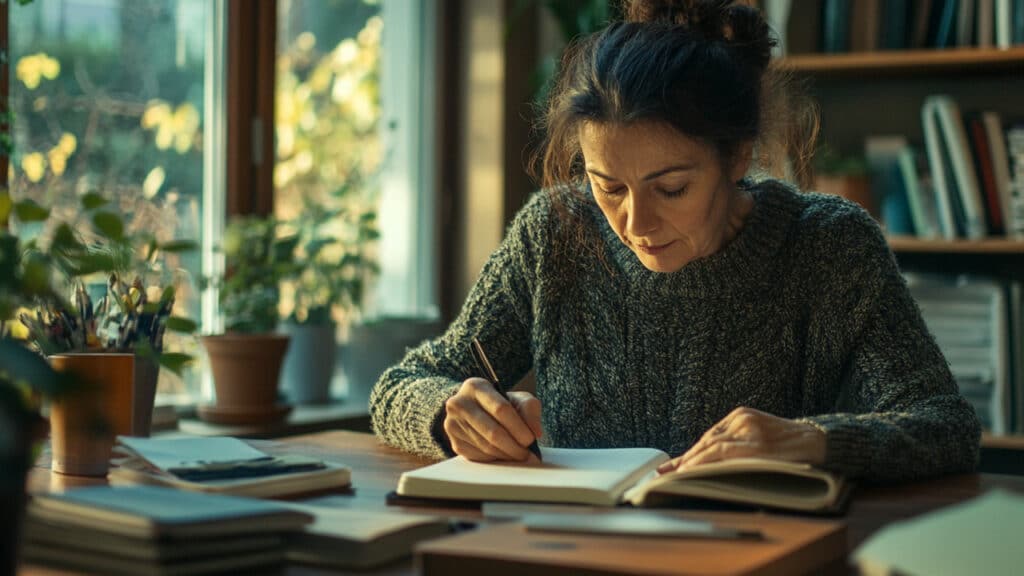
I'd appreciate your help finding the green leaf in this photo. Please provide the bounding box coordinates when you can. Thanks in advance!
[92,212,124,241]
[80,192,108,210]
[68,253,117,276]
[157,352,194,376]
[165,316,198,334]
[14,199,50,223]
[0,339,61,395]
[158,239,198,253]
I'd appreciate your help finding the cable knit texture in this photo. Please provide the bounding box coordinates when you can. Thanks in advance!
[369,179,981,482]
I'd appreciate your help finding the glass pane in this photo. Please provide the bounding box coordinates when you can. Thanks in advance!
[9,0,210,403]
[274,0,383,328]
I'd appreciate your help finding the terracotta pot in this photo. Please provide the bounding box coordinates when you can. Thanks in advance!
[131,355,160,437]
[202,334,290,411]
[48,353,135,477]
[280,322,337,405]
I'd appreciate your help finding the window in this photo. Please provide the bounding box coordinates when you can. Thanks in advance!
[8,0,438,406]
[8,0,222,405]
[275,0,438,323]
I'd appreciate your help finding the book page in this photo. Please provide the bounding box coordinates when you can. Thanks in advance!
[398,447,669,506]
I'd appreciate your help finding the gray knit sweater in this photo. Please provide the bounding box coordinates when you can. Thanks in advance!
[369,179,981,481]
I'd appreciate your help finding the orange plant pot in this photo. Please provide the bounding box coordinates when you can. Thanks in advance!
[48,353,135,477]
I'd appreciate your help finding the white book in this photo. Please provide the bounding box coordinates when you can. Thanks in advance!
[933,96,986,238]
[397,448,849,513]
[996,0,1012,48]
[854,491,1024,576]
[279,503,450,569]
[922,98,958,238]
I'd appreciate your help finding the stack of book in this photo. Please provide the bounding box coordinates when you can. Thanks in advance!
[22,485,313,575]
[906,274,1013,433]
[109,435,352,498]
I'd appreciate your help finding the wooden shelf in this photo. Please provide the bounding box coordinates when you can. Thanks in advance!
[779,46,1024,74]
[982,433,1024,450]
[887,236,1024,254]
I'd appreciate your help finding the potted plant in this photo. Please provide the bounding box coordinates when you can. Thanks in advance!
[200,215,298,424]
[0,190,79,572]
[279,176,379,405]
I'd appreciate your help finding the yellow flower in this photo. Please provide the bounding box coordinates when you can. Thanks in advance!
[47,148,67,176]
[143,166,166,199]
[296,31,316,52]
[15,53,60,90]
[58,133,78,156]
[335,39,358,66]
[21,152,47,183]
[142,101,171,129]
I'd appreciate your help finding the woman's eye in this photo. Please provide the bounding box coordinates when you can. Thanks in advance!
[660,186,687,198]
[597,186,626,197]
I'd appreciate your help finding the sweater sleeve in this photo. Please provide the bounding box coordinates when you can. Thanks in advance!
[799,208,981,482]
[368,195,546,459]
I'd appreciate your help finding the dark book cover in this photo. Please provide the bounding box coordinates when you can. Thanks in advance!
[965,113,1005,235]
[912,0,935,47]
[881,0,912,49]
[788,0,823,53]
[822,0,851,52]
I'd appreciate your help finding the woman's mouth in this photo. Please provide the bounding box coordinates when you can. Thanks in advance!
[634,241,675,255]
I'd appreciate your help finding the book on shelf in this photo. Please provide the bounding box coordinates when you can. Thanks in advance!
[922,95,987,239]
[279,502,450,569]
[23,485,312,575]
[109,435,351,498]
[897,145,941,238]
[906,273,1012,434]
[396,448,850,514]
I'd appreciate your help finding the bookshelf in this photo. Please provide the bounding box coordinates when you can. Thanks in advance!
[785,40,1024,442]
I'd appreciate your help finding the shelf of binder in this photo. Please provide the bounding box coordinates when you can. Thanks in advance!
[777,46,1024,75]
[888,236,1024,254]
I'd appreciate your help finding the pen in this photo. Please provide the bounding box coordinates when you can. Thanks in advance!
[470,337,543,462]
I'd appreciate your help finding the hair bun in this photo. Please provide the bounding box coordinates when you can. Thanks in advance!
[625,0,774,72]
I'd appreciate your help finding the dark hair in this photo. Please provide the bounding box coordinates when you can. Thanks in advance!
[531,0,818,221]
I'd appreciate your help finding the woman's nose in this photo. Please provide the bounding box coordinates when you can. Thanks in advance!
[626,192,658,237]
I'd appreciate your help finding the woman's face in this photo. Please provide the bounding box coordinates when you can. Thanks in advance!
[580,121,751,273]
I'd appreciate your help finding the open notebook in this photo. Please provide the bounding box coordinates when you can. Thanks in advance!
[396,447,849,514]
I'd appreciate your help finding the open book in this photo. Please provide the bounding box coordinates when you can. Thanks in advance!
[396,447,849,514]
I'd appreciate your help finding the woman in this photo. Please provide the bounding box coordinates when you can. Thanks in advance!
[369,0,980,482]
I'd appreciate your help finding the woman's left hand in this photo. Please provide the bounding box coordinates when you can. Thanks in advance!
[657,407,827,474]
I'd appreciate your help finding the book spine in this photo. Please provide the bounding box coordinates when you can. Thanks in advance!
[822,0,851,52]
[922,98,959,238]
[1014,0,1024,43]
[881,0,911,49]
[996,0,1012,47]
[978,0,995,47]
[913,0,937,48]
[787,0,823,53]
[934,96,986,238]
[959,0,977,46]
[966,113,1005,235]
[1007,126,1024,238]
[899,147,939,237]
[985,112,1023,237]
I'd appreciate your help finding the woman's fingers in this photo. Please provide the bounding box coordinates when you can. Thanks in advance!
[508,391,544,439]
[444,379,532,461]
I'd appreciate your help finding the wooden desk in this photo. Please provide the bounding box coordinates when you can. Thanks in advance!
[23,431,1024,575]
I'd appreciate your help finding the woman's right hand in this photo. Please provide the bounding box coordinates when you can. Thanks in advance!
[443,378,543,462]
